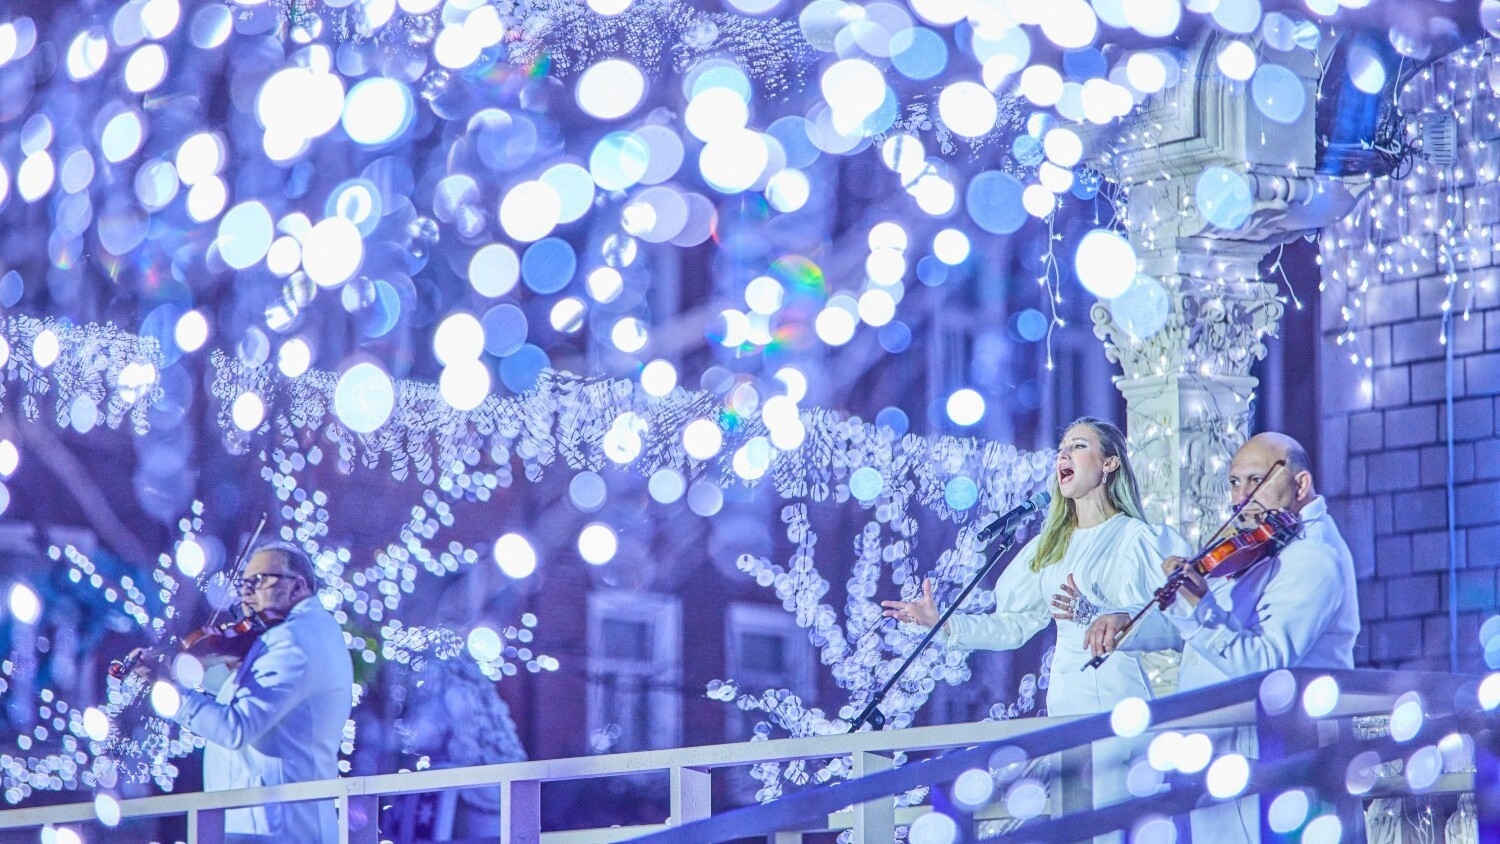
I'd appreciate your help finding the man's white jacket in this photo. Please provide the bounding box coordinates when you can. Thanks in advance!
[174,595,353,843]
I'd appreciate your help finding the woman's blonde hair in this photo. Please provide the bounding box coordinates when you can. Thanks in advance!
[1030,416,1145,572]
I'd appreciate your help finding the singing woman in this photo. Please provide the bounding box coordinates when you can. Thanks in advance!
[881,416,1190,715]
[881,417,1190,842]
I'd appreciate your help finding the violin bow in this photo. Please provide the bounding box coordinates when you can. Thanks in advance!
[203,512,268,630]
[1081,459,1288,671]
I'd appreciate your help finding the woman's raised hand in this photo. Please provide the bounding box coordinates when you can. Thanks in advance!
[881,578,940,628]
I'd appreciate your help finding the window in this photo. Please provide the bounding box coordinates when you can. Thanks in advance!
[586,591,681,752]
[724,603,815,741]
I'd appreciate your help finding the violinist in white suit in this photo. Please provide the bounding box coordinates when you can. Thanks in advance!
[1087,432,1360,843]
[171,542,353,844]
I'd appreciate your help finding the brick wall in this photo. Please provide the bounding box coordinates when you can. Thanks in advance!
[1318,45,1500,671]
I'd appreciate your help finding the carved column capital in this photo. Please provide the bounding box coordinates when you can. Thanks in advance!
[1091,276,1285,383]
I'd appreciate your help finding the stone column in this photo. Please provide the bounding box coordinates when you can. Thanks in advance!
[1089,30,1369,543]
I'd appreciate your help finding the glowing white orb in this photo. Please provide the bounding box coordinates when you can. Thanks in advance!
[682,418,724,460]
[499,181,561,242]
[866,249,906,285]
[439,360,491,411]
[1039,0,1098,49]
[1074,230,1137,298]
[814,301,858,346]
[732,436,772,480]
[858,289,896,326]
[1216,40,1257,82]
[685,87,749,142]
[1021,183,1056,218]
[174,310,209,352]
[578,523,618,565]
[699,130,770,194]
[32,328,59,368]
[150,680,181,717]
[938,81,998,138]
[493,533,537,578]
[66,29,109,81]
[333,362,396,434]
[1122,0,1181,36]
[124,43,168,93]
[301,216,364,288]
[1175,732,1213,774]
[8,582,39,624]
[576,59,646,120]
[1020,65,1063,105]
[640,359,677,396]
[1206,753,1250,799]
[433,25,481,70]
[175,537,206,577]
[231,392,265,432]
[745,275,784,314]
[1480,672,1500,710]
[1043,128,1083,167]
[933,229,970,264]
[774,367,808,403]
[467,626,503,662]
[550,297,586,333]
[342,77,413,146]
[766,168,810,213]
[821,59,887,126]
[0,440,17,478]
[434,313,485,365]
[17,150,54,201]
[946,388,985,426]
[611,317,649,353]
[187,176,227,222]
[1302,675,1340,718]
[1268,789,1310,833]
[176,133,224,185]
[908,810,959,844]
[82,707,110,743]
[278,338,312,378]
[217,201,275,270]
[1111,696,1151,737]
[1126,52,1169,93]
[951,768,996,810]
[95,792,122,827]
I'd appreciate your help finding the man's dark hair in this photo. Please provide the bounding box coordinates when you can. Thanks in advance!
[252,540,318,589]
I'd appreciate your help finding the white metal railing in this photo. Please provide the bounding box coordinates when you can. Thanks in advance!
[0,669,1476,844]
[0,716,1079,844]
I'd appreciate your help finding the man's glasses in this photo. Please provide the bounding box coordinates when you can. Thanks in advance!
[233,572,291,593]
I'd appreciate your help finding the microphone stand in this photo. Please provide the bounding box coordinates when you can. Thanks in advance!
[847,532,1023,733]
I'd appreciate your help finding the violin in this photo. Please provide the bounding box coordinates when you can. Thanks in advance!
[108,608,286,681]
[1082,461,1301,672]
[108,514,271,684]
[1150,508,1303,609]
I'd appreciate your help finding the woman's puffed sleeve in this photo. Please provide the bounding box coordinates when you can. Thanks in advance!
[940,539,1050,653]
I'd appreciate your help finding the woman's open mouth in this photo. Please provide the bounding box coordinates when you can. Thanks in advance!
[1059,467,1074,483]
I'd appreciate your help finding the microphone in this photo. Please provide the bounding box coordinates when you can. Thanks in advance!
[974,490,1051,544]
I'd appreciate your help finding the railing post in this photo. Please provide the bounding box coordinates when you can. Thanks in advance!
[670,765,711,825]
[850,751,893,844]
[1256,688,1318,842]
[501,779,541,844]
[340,793,380,844]
[187,807,225,844]
[1057,744,1093,821]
